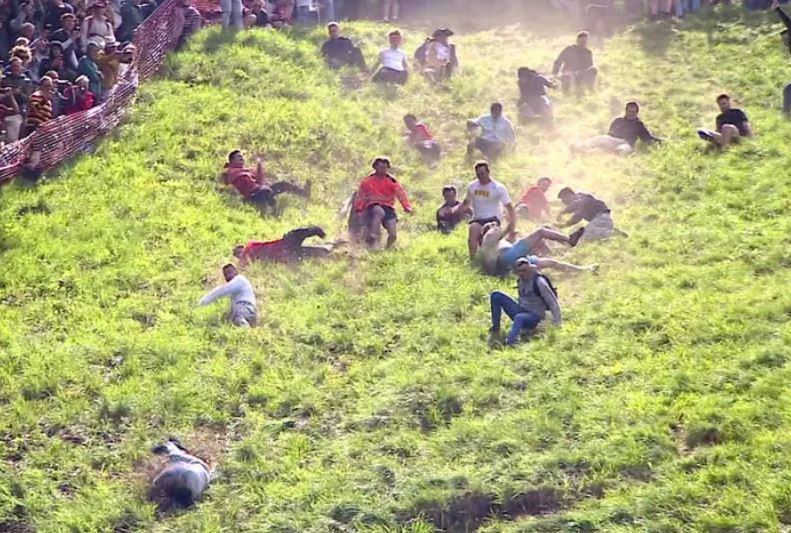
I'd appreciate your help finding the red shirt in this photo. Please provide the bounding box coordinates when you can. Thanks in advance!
[519,185,549,219]
[408,123,433,145]
[239,238,288,265]
[223,164,263,199]
[354,173,412,213]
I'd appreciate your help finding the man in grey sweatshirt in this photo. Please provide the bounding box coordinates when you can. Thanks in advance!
[489,257,562,346]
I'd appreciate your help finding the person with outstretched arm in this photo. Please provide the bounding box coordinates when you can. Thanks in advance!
[198,263,258,327]
[354,157,413,249]
[221,150,311,214]
[572,101,662,155]
[557,187,618,245]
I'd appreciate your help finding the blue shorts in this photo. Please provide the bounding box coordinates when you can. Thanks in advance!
[496,240,537,275]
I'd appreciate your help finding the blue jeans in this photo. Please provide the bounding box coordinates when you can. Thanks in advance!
[490,291,542,345]
[676,0,701,16]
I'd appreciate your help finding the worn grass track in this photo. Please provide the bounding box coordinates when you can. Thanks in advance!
[1,6,790,532]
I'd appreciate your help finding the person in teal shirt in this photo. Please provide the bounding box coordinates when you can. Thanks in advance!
[77,40,104,100]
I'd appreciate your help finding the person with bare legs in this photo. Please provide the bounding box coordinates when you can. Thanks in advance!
[354,157,412,249]
[697,94,752,149]
[382,0,399,22]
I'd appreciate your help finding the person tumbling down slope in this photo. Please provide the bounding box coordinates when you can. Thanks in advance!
[573,101,662,155]
[354,157,413,249]
[557,187,621,245]
[233,226,343,265]
[198,263,258,327]
[222,150,311,214]
[466,103,516,162]
[697,94,752,149]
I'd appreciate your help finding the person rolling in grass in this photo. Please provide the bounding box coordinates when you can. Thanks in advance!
[436,185,471,234]
[572,101,662,156]
[150,438,211,508]
[557,187,623,245]
[354,157,413,249]
[515,176,553,222]
[403,113,440,163]
[233,226,344,265]
[221,150,311,215]
[198,263,258,327]
[697,94,752,149]
[489,256,562,347]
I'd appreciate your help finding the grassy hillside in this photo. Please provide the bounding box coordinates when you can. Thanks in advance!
[1,6,790,532]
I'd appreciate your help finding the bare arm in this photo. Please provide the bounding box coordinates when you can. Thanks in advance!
[742,121,753,137]
[255,159,266,184]
[503,202,516,237]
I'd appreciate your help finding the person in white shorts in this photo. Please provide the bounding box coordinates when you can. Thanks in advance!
[198,263,258,327]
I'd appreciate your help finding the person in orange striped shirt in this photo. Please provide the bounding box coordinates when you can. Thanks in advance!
[354,157,412,249]
[24,76,54,137]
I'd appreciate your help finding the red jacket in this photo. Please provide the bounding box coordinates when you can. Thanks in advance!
[223,163,269,199]
[354,173,412,213]
[238,239,288,265]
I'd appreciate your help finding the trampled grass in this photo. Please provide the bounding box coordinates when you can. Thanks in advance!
[1,5,791,532]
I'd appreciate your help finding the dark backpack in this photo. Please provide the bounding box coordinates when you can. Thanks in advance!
[532,274,558,309]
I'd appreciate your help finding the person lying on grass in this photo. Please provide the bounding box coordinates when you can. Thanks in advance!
[233,226,344,265]
[572,101,662,156]
[353,157,413,249]
[697,94,752,148]
[150,438,211,509]
[436,185,471,234]
[516,176,553,223]
[221,150,311,215]
[403,113,440,163]
[557,187,624,245]
[476,220,597,277]
[198,263,258,327]
[370,29,409,85]
[489,256,562,347]
[451,160,516,258]
[466,102,516,162]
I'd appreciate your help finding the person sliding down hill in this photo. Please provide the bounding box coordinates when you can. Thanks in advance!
[489,257,562,347]
[697,94,752,149]
[552,31,597,95]
[557,187,622,246]
[772,1,791,115]
[321,22,367,71]
[572,101,662,155]
[354,157,413,249]
[403,113,440,162]
[466,103,516,162]
[222,150,311,215]
[419,28,457,82]
[370,30,409,85]
[436,185,471,234]
[198,263,258,327]
[150,439,211,509]
[477,220,596,277]
[233,226,344,265]
[517,66,555,128]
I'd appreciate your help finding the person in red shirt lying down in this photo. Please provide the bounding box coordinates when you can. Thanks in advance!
[222,150,311,215]
[353,157,413,249]
[516,176,553,223]
[403,113,440,163]
[233,226,345,266]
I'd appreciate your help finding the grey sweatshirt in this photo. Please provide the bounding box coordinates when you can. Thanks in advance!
[518,276,562,325]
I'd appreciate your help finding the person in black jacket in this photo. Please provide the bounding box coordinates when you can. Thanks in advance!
[772,1,791,114]
[552,31,597,95]
[572,101,661,155]
[321,22,366,71]
[517,66,555,128]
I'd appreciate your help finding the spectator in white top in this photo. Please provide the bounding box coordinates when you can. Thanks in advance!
[466,102,516,161]
[371,29,408,85]
[198,263,258,327]
[81,1,116,46]
[422,28,456,82]
[451,160,516,258]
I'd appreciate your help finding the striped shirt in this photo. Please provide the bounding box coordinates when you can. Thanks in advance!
[26,92,52,130]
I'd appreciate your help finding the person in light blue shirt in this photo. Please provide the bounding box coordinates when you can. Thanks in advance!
[466,102,516,161]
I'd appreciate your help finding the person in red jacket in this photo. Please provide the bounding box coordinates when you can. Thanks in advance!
[222,150,310,214]
[233,226,344,266]
[354,157,412,249]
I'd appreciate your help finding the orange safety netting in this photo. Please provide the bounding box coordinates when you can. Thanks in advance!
[0,0,219,185]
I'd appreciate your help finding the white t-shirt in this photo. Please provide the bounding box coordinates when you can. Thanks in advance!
[466,179,512,221]
[380,47,407,71]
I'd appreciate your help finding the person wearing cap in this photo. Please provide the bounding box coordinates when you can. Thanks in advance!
[552,31,597,95]
[321,22,366,70]
[221,150,311,214]
[50,14,80,70]
[198,263,258,327]
[403,113,440,162]
[370,29,409,85]
[81,1,116,46]
[466,103,516,161]
[516,177,553,222]
[353,157,412,249]
[517,66,555,128]
[220,0,244,31]
[436,185,470,234]
[489,257,562,346]
[233,226,344,266]
[423,28,456,81]
[77,39,104,98]
[557,187,617,245]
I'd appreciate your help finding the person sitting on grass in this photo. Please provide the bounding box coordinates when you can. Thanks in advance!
[403,113,440,162]
[517,66,555,128]
[321,22,367,70]
[222,150,311,214]
[370,29,409,85]
[466,102,516,162]
[354,157,412,249]
[436,185,471,233]
[552,31,597,95]
[421,28,456,82]
[477,220,595,277]
[489,256,562,347]
[697,94,752,148]
[516,176,552,222]
[557,187,620,245]
[198,263,258,327]
[150,438,211,509]
[572,101,662,155]
[233,226,344,265]
[452,160,516,258]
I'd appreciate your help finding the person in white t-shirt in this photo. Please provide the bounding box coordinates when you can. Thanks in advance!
[371,29,409,85]
[451,160,516,258]
[198,263,258,327]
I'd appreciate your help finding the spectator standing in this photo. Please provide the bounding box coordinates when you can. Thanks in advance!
[50,13,80,70]
[81,1,116,46]
[63,75,95,114]
[174,0,202,48]
[382,0,398,22]
[43,0,75,32]
[117,0,157,43]
[77,39,104,99]
[221,0,243,30]
[25,75,54,136]
[0,86,22,144]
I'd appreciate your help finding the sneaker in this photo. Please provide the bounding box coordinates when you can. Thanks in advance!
[697,129,715,142]
[488,328,502,347]
[568,228,584,247]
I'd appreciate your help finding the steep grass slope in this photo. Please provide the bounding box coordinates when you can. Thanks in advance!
[1,7,790,532]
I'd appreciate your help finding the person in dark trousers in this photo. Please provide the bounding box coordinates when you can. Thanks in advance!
[489,257,562,347]
[436,185,470,233]
[233,226,343,265]
[572,101,661,155]
[517,66,555,128]
[772,1,791,114]
[403,113,441,162]
[552,31,597,95]
[150,439,212,508]
[697,94,753,148]
[221,150,311,214]
[321,22,366,70]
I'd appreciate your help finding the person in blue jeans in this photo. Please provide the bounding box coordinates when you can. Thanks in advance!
[490,257,562,346]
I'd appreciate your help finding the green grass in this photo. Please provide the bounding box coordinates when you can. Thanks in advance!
[2,6,791,532]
